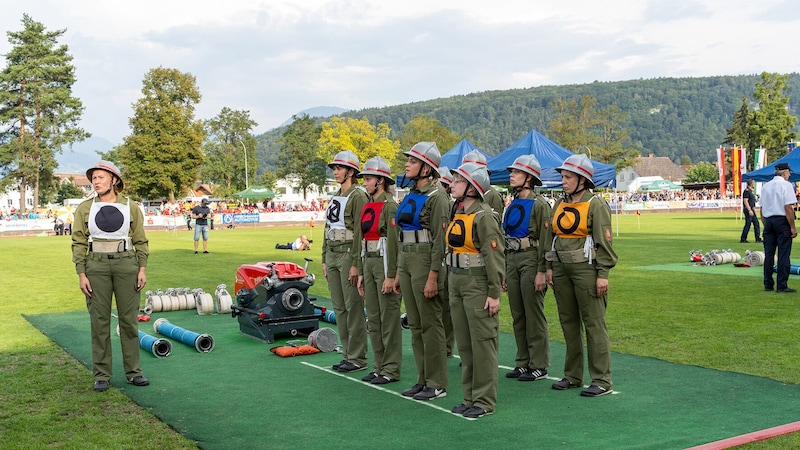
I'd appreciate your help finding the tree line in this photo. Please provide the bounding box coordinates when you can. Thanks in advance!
[1,15,797,212]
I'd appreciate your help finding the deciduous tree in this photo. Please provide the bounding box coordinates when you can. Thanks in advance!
[397,114,462,173]
[318,116,400,172]
[684,161,719,183]
[202,107,258,198]
[0,14,89,213]
[118,67,205,201]
[748,72,797,162]
[276,114,325,200]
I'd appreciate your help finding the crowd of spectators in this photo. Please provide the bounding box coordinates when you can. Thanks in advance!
[144,199,328,217]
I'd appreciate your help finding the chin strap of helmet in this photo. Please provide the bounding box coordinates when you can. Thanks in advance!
[566,178,588,197]
[513,174,533,196]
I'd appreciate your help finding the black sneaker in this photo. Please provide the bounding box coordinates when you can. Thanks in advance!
[361,372,378,382]
[505,367,527,378]
[401,383,426,397]
[93,380,109,392]
[463,406,493,418]
[451,403,470,414]
[552,377,581,390]
[580,385,612,397]
[777,288,797,293]
[519,368,547,381]
[336,361,366,373]
[413,387,446,401]
[371,375,399,385]
[126,375,149,386]
[332,360,347,371]
[194,251,198,255]
[203,251,209,254]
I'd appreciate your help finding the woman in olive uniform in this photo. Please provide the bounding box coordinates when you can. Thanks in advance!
[445,162,505,418]
[72,161,149,392]
[322,150,369,373]
[502,155,552,382]
[545,154,618,397]
[392,142,451,401]
[355,156,402,384]
[461,149,505,217]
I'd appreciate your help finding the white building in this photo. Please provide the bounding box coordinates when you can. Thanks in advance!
[0,184,35,213]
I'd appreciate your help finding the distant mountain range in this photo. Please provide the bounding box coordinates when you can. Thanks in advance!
[56,136,115,174]
[280,106,349,127]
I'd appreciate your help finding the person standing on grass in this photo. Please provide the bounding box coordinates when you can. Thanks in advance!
[192,198,212,254]
[393,142,451,401]
[546,154,617,397]
[760,162,797,293]
[72,160,149,392]
[740,179,762,243]
[437,166,456,359]
[445,163,504,419]
[355,156,402,385]
[502,155,552,383]
[323,150,369,373]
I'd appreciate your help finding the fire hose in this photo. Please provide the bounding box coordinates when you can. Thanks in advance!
[214,284,233,314]
[138,330,172,358]
[153,318,215,353]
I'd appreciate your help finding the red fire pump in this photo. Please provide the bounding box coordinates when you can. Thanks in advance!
[230,259,322,343]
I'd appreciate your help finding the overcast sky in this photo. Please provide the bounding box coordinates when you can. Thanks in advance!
[1,0,798,147]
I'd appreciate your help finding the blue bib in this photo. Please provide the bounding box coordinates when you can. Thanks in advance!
[396,192,431,231]
[503,198,534,238]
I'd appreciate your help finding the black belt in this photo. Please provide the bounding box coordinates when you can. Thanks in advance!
[448,266,486,275]
[89,251,136,260]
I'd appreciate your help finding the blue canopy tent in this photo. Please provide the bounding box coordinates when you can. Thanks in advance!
[486,130,617,189]
[742,148,800,182]
[396,138,490,187]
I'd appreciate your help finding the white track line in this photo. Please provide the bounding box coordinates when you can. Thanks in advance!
[301,361,477,420]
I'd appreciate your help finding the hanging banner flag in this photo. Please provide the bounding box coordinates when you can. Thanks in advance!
[717,146,726,197]
[754,147,767,170]
[732,147,746,196]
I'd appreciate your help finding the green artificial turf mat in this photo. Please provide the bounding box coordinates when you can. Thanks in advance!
[25,299,800,449]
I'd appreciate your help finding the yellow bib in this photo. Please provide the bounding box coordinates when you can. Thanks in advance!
[552,200,590,238]
[447,213,479,254]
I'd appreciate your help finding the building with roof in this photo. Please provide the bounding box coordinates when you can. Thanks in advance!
[616,155,687,192]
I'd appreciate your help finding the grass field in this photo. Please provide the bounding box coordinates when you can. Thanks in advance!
[1,213,799,449]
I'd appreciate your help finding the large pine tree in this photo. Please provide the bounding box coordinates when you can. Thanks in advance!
[0,14,89,213]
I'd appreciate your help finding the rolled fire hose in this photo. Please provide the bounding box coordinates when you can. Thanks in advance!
[181,288,195,309]
[193,288,214,315]
[153,318,215,353]
[745,250,765,266]
[214,284,233,314]
[138,330,172,358]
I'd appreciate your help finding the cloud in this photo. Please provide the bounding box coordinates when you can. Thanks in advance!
[0,0,799,146]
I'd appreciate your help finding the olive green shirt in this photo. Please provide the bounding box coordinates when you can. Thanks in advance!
[506,190,553,274]
[321,184,368,266]
[451,199,506,298]
[409,180,450,273]
[354,190,399,276]
[71,196,149,274]
[545,191,617,279]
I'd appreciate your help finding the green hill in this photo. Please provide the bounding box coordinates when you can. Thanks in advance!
[255,73,800,175]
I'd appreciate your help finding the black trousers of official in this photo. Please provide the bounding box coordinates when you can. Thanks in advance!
[763,216,793,291]
[740,212,761,242]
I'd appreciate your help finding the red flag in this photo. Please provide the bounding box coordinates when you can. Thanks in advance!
[718,146,727,197]
[636,210,640,216]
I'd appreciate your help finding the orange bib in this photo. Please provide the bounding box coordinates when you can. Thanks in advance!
[551,201,590,238]
[447,213,479,254]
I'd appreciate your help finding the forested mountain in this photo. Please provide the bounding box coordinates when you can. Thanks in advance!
[255,74,800,175]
